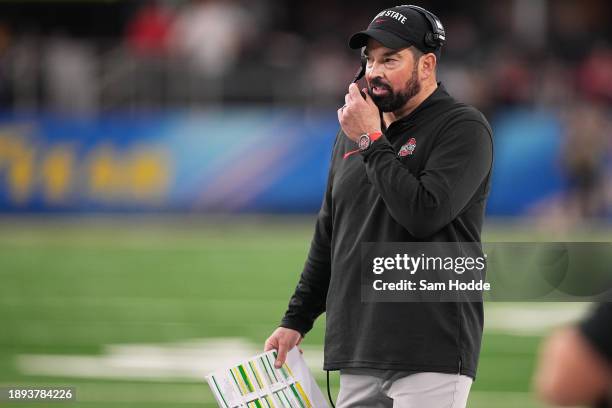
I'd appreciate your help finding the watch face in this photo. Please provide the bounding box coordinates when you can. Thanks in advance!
[358,134,370,151]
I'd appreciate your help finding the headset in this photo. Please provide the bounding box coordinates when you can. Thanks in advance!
[351,50,368,84]
[351,5,445,84]
[403,5,446,49]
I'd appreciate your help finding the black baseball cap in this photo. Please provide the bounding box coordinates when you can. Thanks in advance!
[349,5,442,55]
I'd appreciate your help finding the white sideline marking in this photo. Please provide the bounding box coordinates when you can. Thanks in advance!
[16,304,592,381]
[484,303,591,335]
[17,338,324,382]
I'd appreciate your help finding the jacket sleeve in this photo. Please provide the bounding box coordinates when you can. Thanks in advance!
[279,131,340,336]
[361,119,493,239]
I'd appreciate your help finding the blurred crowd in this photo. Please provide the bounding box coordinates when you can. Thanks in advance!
[0,0,610,221]
[0,0,608,113]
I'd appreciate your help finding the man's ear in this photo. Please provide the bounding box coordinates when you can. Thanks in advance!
[420,53,437,80]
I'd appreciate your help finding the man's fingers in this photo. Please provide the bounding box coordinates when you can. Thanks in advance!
[275,345,288,368]
[264,337,277,352]
[362,88,381,114]
[348,83,363,102]
[264,328,302,369]
[362,88,375,105]
[362,88,369,100]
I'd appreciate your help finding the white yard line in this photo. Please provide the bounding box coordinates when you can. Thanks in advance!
[14,304,592,384]
[484,302,591,335]
[16,338,325,383]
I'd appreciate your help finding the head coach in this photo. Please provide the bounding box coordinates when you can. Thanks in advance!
[265,5,493,407]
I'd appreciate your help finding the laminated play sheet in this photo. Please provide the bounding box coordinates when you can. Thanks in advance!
[206,347,328,408]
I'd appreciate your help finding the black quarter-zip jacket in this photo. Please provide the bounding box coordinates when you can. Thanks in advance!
[281,83,493,379]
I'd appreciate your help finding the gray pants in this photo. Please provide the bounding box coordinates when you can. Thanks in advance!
[336,368,473,408]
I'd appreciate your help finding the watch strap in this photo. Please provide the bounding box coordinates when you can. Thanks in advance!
[344,131,384,159]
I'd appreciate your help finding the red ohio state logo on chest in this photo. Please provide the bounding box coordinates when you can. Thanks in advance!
[398,137,417,157]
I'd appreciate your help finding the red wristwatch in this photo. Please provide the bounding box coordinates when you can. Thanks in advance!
[358,131,383,152]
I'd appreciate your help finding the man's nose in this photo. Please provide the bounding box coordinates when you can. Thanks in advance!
[366,67,384,83]
[366,61,384,81]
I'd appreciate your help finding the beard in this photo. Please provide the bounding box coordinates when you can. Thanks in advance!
[367,65,421,112]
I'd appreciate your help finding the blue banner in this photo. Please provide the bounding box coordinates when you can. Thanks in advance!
[0,109,581,215]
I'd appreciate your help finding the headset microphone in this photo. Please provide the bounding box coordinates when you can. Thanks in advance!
[351,50,367,84]
[349,50,367,99]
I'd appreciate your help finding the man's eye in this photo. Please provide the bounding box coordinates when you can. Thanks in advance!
[384,58,396,63]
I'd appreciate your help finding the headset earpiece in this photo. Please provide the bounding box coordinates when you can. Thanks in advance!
[403,4,446,49]
[424,32,437,49]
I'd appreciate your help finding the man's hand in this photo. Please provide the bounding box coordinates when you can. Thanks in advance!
[337,83,381,142]
[264,327,303,368]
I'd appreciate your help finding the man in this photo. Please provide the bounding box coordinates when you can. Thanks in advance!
[535,303,612,407]
[265,5,493,407]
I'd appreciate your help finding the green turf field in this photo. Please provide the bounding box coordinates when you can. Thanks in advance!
[0,216,606,408]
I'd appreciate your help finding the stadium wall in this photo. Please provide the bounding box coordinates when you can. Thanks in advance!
[0,109,573,215]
